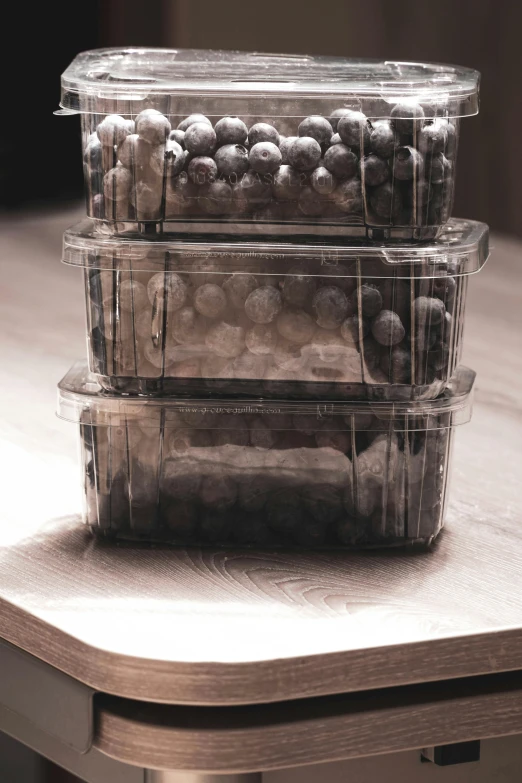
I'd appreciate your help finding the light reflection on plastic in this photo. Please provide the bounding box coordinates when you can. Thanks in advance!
[0,439,80,547]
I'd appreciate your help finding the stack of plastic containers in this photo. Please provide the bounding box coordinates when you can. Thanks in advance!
[57,49,485,549]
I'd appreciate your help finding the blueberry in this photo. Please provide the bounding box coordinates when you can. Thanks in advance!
[245,286,282,324]
[337,110,371,149]
[428,343,450,372]
[276,308,315,344]
[371,310,405,346]
[287,137,322,171]
[193,283,227,319]
[245,323,278,355]
[370,120,398,158]
[205,321,245,358]
[282,264,317,308]
[272,339,303,371]
[148,272,188,312]
[171,306,206,344]
[248,122,280,146]
[198,180,233,214]
[223,274,258,309]
[432,275,456,304]
[298,186,326,216]
[340,315,369,344]
[84,132,103,169]
[147,142,170,177]
[427,153,452,185]
[353,283,382,317]
[188,155,218,185]
[363,155,389,187]
[298,115,333,145]
[369,182,402,219]
[393,146,424,181]
[312,286,349,330]
[329,108,355,132]
[414,296,445,327]
[103,165,132,202]
[135,109,171,144]
[279,136,298,164]
[184,122,216,155]
[163,139,185,177]
[249,142,282,174]
[117,278,148,313]
[390,103,425,135]
[331,178,363,214]
[418,120,448,155]
[311,166,337,195]
[412,326,438,352]
[214,144,249,179]
[169,129,185,146]
[323,143,358,180]
[177,114,212,132]
[272,165,306,200]
[97,114,134,147]
[215,116,248,146]
[329,133,342,145]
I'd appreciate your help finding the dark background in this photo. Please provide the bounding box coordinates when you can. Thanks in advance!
[4,0,522,236]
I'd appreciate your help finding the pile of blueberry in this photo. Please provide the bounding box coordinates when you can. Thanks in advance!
[88,260,459,399]
[82,412,449,547]
[84,106,457,230]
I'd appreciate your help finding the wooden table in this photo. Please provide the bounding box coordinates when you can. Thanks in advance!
[0,208,521,781]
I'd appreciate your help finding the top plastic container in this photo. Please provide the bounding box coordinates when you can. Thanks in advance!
[60,49,480,241]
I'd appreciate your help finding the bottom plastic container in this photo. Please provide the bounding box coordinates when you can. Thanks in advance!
[58,362,475,549]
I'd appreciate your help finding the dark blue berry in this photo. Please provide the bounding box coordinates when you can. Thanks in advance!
[329,108,354,132]
[337,110,371,149]
[279,136,298,164]
[418,120,448,155]
[184,122,217,155]
[393,146,424,181]
[427,153,452,185]
[332,178,362,214]
[323,143,358,179]
[249,142,282,174]
[370,120,398,158]
[414,296,445,327]
[340,315,369,344]
[214,144,249,179]
[310,166,336,195]
[287,137,322,171]
[298,115,333,145]
[390,103,425,135]
[248,123,280,146]
[272,165,305,200]
[371,310,405,346]
[177,114,212,131]
[369,182,403,219]
[381,345,411,383]
[312,286,349,329]
[362,155,389,187]
[188,156,217,185]
[169,129,185,146]
[238,170,272,206]
[215,116,248,146]
[353,283,382,317]
[135,109,170,144]
[198,180,233,214]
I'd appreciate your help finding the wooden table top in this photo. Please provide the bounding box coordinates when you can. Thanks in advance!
[0,208,521,706]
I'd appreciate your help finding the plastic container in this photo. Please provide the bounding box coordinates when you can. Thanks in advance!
[64,218,488,401]
[60,49,480,240]
[58,362,475,549]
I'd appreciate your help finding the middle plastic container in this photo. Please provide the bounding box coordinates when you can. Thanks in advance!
[64,218,488,401]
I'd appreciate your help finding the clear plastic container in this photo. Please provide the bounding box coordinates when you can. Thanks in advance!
[58,362,475,549]
[60,49,480,240]
[64,218,488,401]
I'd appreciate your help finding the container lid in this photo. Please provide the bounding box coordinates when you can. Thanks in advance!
[60,48,480,118]
[62,218,489,278]
[57,362,476,430]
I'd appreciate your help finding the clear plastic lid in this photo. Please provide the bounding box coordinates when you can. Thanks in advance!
[62,218,489,278]
[60,49,480,118]
[57,362,475,430]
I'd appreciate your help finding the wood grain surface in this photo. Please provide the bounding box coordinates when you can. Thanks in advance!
[0,208,521,706]
[94,672,522,771]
